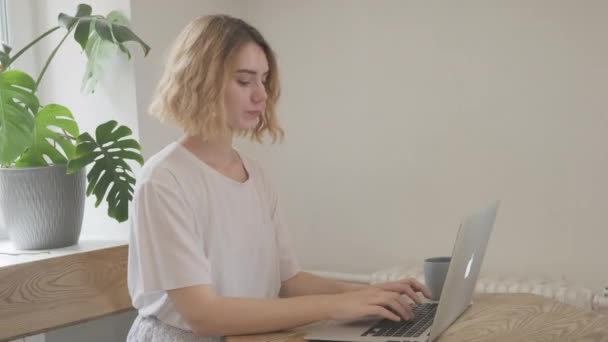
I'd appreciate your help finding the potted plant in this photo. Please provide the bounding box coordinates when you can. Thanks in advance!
[0,3,149,249]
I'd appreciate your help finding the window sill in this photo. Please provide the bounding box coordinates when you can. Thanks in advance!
[0,237,127,267]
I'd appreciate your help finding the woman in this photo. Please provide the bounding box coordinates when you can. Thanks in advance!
[127,14,431,341]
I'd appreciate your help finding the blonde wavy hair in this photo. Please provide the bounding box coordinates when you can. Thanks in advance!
[149,15,283,143]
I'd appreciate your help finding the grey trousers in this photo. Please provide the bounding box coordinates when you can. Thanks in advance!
[127,315,223,342]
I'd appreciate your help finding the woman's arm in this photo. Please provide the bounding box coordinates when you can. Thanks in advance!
[280,272,433,304]
[168,283,412,337]
[169,284,330,336]
[279,271,364,297]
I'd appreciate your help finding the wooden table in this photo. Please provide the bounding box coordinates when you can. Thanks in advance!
[226,293,608,342]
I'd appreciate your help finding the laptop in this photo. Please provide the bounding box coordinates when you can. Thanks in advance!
[305,201,500,342]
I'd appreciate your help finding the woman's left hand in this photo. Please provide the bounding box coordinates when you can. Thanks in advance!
[368,278,432,305]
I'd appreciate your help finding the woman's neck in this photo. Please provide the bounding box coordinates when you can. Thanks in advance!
[180,133,238,169]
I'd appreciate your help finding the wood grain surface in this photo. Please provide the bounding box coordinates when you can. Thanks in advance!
[0,245,132,341]
[227,293,608,342]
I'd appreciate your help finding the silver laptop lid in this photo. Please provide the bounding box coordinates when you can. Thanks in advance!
[428,201,499,341]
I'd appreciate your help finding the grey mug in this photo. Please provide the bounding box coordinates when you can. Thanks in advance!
[424,256,451,301]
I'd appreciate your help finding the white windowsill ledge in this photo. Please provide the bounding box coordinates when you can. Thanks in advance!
[0,237,127,268]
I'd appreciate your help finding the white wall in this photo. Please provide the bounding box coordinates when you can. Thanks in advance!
[132,0,608,290]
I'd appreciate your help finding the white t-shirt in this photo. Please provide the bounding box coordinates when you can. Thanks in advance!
[127,142,300,331]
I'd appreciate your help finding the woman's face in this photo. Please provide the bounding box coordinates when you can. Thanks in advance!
[224,42,269,132]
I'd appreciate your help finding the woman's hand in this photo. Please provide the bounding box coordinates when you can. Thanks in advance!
[324,278,432,322]
[370,278,432,304]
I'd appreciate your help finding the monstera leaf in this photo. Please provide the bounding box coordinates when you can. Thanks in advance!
[0,70,39,165]
[67,120,143,222]
[80,32,118,94]
[58,4,150,94]
[15,104,79,167]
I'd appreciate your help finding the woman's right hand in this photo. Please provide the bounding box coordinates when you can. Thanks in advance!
[325,287,415,322]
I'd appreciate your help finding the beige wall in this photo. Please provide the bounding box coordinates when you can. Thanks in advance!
[133,1,608,289]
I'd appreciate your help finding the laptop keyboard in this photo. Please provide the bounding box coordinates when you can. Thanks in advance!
[361,303,438,338]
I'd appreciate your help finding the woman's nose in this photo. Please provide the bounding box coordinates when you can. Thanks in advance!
[252,82,268,103]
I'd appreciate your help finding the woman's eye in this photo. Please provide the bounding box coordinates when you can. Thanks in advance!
[237,80,250,86]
